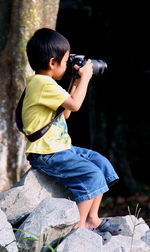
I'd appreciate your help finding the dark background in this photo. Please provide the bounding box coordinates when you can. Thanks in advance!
[56,0,150,218]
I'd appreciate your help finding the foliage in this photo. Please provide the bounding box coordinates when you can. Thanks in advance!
[127,203,150,252]
[128,203,141,252]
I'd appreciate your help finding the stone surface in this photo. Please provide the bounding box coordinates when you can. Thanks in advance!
[102,234,150,252]
[108,215,149,237]
[15,197,80,251]
[0,168,73,224]
[102,216,150,252]
[57,227,103,252]
[141,229,150,246]
[0,209,18,252]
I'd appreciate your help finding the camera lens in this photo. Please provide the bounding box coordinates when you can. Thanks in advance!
[92,60,107,76]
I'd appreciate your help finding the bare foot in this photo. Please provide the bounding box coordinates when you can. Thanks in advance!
[72,222,86,230]
[86,216,103,229]
[72,217,103,230]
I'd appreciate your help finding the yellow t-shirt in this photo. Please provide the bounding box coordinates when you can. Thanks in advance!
[22,74,71,155]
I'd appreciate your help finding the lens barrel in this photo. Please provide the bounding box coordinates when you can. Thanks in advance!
[91,60,107,76]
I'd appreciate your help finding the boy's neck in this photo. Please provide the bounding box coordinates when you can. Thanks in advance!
[36,69,52,78]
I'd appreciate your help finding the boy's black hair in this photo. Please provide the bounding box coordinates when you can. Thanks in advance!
[26,28,70,71]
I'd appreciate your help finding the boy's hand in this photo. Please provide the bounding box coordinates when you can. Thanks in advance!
[62,60,93,113]
[74,59,93,81]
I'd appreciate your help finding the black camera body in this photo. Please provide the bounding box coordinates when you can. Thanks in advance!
[67,54,107,77]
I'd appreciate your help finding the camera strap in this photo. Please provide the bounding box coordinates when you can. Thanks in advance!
[68,68,80,93]
[15,88,64,142]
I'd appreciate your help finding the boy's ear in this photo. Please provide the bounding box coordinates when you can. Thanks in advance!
[48,58,55,69]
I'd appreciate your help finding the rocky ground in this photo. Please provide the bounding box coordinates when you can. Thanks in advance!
[1,168,150,251]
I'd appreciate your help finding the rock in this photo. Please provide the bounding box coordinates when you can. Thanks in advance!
[102,234,150,252]
[141,229,150,246]
[0,168,73,225]
[0,209,18,252]
[15,197,80,251]
[102,216,150,252]
[108,215,149,237]
[56,227,103,252]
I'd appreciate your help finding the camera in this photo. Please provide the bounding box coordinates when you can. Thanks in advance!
[66,54,107,77]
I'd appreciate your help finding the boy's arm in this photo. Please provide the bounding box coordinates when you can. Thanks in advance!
[63,77,81,119]
[62,59,93,119]
[63,83,77,119]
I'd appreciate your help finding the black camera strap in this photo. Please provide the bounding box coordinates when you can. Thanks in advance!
[15,88,64,142]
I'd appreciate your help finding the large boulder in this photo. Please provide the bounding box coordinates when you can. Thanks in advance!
[57,227,103,252]
[0,168,72,225]
[0,209,18,252]
[15,197,80,251]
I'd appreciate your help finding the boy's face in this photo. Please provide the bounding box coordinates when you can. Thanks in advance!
[52,50,70,80]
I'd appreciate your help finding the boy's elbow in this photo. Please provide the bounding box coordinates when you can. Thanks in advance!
[62,97,80,113]
[64,114,70,119]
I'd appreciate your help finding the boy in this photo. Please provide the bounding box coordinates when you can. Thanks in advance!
[22,28,121,243]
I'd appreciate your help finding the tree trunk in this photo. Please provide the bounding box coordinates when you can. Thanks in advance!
[0,0,60,191]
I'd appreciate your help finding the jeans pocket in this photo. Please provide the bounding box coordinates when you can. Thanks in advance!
[39,153,63,176]
[39,153,56,165]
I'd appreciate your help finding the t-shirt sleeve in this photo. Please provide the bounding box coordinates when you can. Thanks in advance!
[39,81,70,111]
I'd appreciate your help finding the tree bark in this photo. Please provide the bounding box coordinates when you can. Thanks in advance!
[0,0,60,191]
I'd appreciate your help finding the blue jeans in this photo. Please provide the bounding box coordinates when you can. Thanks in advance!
[27,145,119,204]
